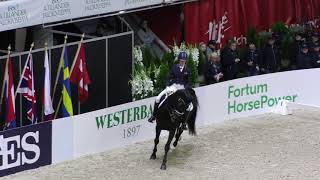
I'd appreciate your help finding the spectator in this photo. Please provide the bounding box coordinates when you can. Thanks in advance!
[205,52,224,85]
[309,32,319,48]
[296,43,313,69]
[245,42,261,76]
[261,36,281,73]
[289,33,304,70]
[221,40,240,80]
[310,43,320,68]
[206,40,217,61]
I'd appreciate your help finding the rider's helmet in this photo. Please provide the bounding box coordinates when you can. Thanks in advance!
[178,51,188,61]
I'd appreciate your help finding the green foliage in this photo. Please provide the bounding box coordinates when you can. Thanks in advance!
[162,51,175,68]
[154,62,169,94]
[142,46,153,68]
[272,22,289,34]
[246,26,258,44]
[187,56,198,87]
[257,31,272,48]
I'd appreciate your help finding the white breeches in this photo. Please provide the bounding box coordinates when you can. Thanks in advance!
[155,84,185,103]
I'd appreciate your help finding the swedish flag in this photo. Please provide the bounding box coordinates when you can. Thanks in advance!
[60,46,73,117]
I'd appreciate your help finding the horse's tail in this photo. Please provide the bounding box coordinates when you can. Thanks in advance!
[186,88,199,136]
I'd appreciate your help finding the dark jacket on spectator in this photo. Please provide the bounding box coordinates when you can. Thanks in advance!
[245,49,261,73]
[310,51,320,68]
[289,40,303,68]
[221,48,239,80]
[167,64,191,87]
[261,44,281,73]
[205,61,223,85]
[296,52,314,69]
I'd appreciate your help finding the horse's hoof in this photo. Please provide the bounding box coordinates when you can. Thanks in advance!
[173,141,178,147]
[150,154,156,160]
[160,164,167,170]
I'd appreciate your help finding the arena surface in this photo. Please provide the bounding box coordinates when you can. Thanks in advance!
[2,109,320,180]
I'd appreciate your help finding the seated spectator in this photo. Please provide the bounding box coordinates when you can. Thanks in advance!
[221,40,240,80]
[206,40,217,61]
[311,43,320,68]
[297,43,313,69]
[261,36,281,74]
[205,52,224,85]
[245,42,261,76]
[309,32,319,48]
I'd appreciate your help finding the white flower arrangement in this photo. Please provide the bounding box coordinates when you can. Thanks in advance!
[133,46,143,67]
[172,42,199,66]
[189,47,199,66]
[131,46,154,101]
[131,70,154,101]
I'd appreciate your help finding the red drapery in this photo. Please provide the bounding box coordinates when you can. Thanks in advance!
[184,0,320,45]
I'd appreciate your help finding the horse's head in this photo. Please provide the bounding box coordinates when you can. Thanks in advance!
[167,89,191,116]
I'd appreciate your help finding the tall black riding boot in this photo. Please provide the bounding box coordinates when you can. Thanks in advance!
[148,102,159,123]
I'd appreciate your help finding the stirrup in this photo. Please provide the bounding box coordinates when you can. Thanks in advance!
[148,116,156,123]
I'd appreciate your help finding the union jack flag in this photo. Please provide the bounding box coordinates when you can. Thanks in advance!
[16,52,37,124]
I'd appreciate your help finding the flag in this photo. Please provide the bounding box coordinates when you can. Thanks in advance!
[4,56,16,129]
[43,49,54,120]
[16,52,37,124]
[60,46,73,117]
[70,42,91,104]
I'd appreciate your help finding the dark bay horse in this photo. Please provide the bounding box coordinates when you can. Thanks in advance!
[150,88,199,170]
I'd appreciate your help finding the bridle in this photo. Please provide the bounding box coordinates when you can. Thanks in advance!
[166,96,187,123]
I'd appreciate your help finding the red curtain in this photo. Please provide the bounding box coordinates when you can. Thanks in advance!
[185,0,320,44]
[137,6,182,46]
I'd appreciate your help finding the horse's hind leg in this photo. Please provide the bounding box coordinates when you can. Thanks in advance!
[160,130,175,170]
[150,126,161,160]
[173,127,183,147]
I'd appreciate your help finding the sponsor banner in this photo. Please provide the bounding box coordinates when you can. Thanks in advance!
[52,118,73,164]
[197,69,320,125]
[0,0,164,32]
[0,0,43,32]
[0,122,52,177]
[73,97,155,158]
[121,0,162,10]
[81,0,117,17]
[42,0,80,23]
[50,69,320,165]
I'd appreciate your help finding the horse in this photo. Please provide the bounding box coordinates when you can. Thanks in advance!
[149,87,199,170]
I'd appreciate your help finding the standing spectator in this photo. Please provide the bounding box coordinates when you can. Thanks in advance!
[289,33,304,70]
[296,43,313,69]
[221,40,241,80]
[206,40,217,61]
[310,43,320,68]
[261,36,281,73]
[245,42,261,76]
[205,52,224,85]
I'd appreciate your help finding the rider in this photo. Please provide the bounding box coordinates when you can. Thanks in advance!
[148,51,193,130]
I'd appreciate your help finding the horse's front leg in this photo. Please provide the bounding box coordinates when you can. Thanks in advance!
[150,126,161,159]
[160,130,175,170]
[173,127,183,147]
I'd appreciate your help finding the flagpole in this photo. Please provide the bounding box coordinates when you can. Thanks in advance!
[14,42,34,98]
[42,42,48,121]
[72,33,85,115]
[54,98,62,119]
[54,33,85,119]
[2,45,11,130]
[0,45,11,116]
[71,33,85,73]
[52,35,68,103]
